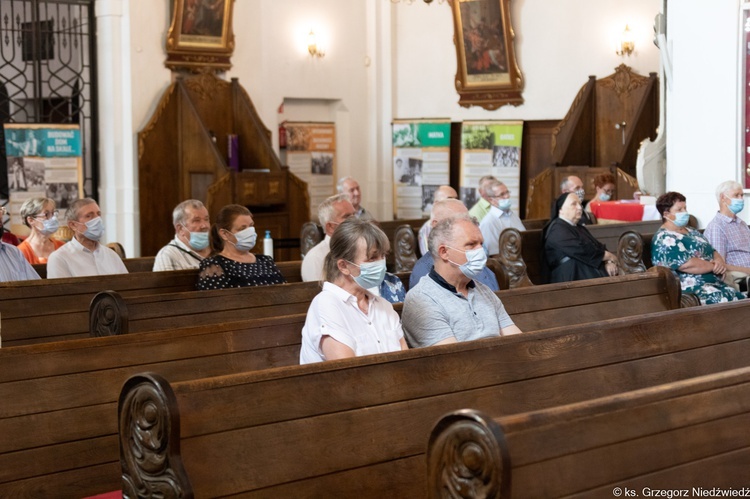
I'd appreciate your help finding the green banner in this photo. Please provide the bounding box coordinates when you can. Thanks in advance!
[392,121,450,148]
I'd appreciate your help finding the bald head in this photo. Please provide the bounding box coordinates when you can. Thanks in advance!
[431,198,468,227]
[433,185,458,204]
[561,175,584,194]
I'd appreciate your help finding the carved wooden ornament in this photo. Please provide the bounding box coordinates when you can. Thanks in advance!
[394,224,418,273]
[166,0,236,72]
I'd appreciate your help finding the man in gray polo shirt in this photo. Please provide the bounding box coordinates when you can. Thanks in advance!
[402,214,522,347]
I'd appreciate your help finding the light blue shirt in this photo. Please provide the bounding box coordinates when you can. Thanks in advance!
[479,206,526,256]
[0,242,41,282]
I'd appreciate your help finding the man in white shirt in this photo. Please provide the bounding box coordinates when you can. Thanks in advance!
[153,199,211,271]
[47,198,128,278]
[301,194,356,281]
[418,185,458,256]
[337,176,375,221]
[478,180,526,255]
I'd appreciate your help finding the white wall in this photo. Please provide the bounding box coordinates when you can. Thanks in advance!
[666,0,745,227]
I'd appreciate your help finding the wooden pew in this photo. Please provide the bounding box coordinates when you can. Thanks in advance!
[0,260,303,347]
[428,367,750,497]
[91,267,689,337]
[116,300,750,497]
[0,269,691,496]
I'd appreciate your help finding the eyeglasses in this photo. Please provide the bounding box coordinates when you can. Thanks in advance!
[33,210,59,220]
[490,192,511,199]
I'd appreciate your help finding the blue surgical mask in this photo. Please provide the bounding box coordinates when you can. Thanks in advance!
[447,246,488,280]
[497,199,512,212]
[37,215,59,236]
[728,197,745,215]
[228,226,257,251]
[347,258,387,289]
[78,216,104,241]
[599,193,611,202]
[188,230,209,251]
[671,212,690,227]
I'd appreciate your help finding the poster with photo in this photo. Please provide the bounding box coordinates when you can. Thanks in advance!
[392,119,451,219]
[3,124,82,237]
[282,122,336,219]
[459,120,523,214]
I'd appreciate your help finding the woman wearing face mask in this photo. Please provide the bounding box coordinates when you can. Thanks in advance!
[651,192,745,304]
[299,218,408,364]
[543,192,619,283]
[585,173,616,216]
[196,204,285,290]
[17,197,65,264]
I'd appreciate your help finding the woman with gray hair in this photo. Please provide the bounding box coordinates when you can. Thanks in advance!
[17,197,64,264]
[300,217,408,364]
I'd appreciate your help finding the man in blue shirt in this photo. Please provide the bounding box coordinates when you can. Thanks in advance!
[0,240,40,282]
[409,198,500,291]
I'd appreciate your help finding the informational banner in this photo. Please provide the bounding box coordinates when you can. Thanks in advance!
[392,119,451,219]
[3,124,82,236]
[459,121,523,213]
[283,121,336,219]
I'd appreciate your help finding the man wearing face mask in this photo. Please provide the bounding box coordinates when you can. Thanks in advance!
[555,175,594,225]
[153,200,211,271]
[47,198,128,278]
[704,180,750,291]
[402,214,522,348]
[478,180,526,256]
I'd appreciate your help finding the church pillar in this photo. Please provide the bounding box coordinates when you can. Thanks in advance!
[95,0,138,256]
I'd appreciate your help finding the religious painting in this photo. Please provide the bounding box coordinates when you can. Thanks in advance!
[451,0,524,110]
[166,0,235,72]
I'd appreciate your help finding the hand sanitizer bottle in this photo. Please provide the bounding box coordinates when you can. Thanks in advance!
[263,230,274,258]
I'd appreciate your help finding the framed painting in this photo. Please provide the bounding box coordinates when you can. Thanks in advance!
[451,0,524,110]
[166,0,235,71]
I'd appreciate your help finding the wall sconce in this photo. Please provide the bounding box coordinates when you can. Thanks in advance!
[616,24,635,57]
[307,30,324,58]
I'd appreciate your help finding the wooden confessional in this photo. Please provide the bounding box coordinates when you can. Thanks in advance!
[525,65,658,219]
[138,72,309,259]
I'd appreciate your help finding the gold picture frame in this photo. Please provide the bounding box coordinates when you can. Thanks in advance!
[165,0,235,72]
[451,0,524,110]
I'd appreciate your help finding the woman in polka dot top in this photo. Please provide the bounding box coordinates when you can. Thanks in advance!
[196,204,286,290]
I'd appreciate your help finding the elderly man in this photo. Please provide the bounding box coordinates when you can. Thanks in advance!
[556,175,593,225]
[0,209,39,280]
[402,214,522,347]
[418,185,458,255]
[410,199,499,290]
[47,198,128,278]
[478,180,526,255]
[468,175,498,223]
[704,180,750,290]
[302,194,356,281]
[153,199,211,271]
[337,176,375,221]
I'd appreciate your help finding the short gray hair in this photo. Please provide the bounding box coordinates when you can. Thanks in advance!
[323,218,389,282]
[336,176,355,193]
[172,199,206,228]
[318,193,350,226]
[715,180,743,203]
[66,197,97,222]
[20,197,55,228]
[428,214,478,258]
[478,175,498,197]
[560,177,572,192]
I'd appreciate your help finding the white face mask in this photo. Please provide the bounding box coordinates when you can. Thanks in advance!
[446,245,487,279]
[226,226,257,251]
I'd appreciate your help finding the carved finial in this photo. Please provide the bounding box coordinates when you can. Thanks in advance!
[90,290,128,337]
[427,410,510,499]
[300,222,323,258]
[394,224,417,273]
[497,228,533,288]
[617,231,647,275]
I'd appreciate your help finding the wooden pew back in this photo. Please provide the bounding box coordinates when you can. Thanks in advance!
[429,367,750,497]
[117,300,750,497]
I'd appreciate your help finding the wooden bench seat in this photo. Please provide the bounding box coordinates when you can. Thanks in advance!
[117,300,750,497]
[428,367,750,497]
[0,269,691,496]
[0,260,303,347]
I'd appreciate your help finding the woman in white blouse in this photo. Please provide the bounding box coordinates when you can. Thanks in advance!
[300,218,408,364]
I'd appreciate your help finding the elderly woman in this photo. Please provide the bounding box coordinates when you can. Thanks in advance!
[651,191,745,304]
[196,204,285,290]
[300,218,408,364]
[543,192,619,283]
[17,197,65,264]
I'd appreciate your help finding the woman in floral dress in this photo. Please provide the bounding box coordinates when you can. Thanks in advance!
[651,191,745,304]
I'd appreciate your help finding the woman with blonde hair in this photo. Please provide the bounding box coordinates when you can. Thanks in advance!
[18,197,65,264]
